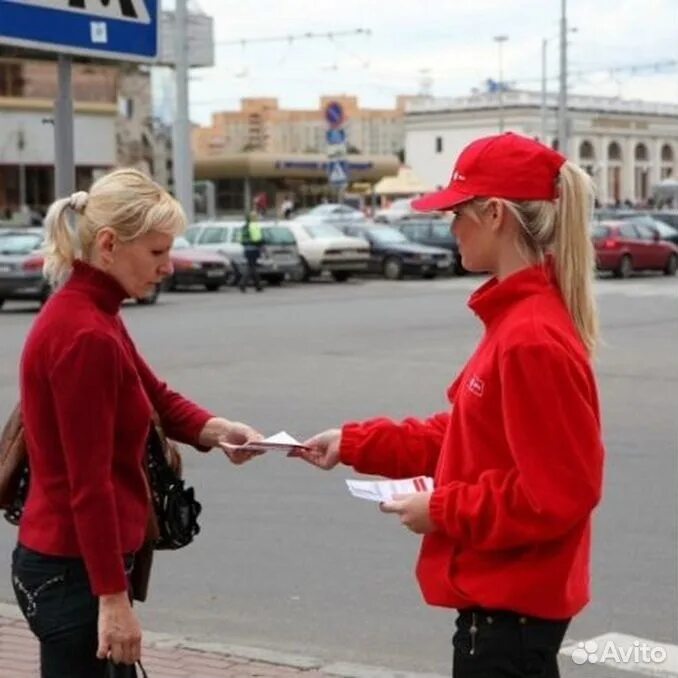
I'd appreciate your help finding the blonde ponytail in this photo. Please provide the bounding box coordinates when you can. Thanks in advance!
[43,197,81,288]
[553,162,599,355]
[471,160,599,355]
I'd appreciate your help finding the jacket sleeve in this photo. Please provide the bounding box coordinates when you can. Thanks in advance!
[118,321,213,448]
[49,331,127,595]
[340,412,449,478]
[428,342,604,551]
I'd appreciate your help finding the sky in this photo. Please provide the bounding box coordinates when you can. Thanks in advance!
[157,0,678,126]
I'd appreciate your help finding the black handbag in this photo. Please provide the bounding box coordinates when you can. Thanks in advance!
[145,424,201,550]
[105,659,149,678]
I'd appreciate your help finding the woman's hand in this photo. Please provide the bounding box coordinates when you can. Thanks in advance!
[97,591,142,665]
[290,428,342,470]
[379,491,436,534]
[199,417,265,464]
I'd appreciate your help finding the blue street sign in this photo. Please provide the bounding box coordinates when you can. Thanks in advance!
[327,159,349,187]
[326,128,346,145]
[324,101,345,128]
[0,0,159,62]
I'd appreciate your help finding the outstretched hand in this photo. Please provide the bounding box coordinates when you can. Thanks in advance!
[289,428,342,470]
[199,417,265,465]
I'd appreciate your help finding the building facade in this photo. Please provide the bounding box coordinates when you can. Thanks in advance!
[405,90,678,206]
[193,95,416,158]
[0,56,170,216]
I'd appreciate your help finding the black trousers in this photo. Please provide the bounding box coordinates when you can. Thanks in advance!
[12,544,137,678]
[239,248,262,290]
[452,608,570,678]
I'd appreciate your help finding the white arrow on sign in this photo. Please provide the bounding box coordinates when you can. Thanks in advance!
[4,0,151,23]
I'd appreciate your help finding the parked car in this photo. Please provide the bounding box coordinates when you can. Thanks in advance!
[165,236,232,291]
[391,216,466,275]
[339,223,452,279]
[184,221,302,285]
[613,215,678,245]
[374,198,415,223]
[284,222,370,281]
[294,203,366,225]
[591,220,678,277]
[0,229,50,308]
[0,228,162,308]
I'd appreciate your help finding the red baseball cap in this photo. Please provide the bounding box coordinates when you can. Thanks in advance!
[412,132,567,212]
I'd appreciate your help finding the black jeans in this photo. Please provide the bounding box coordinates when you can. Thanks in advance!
[239,248,262,291]
[452,608,570,678]
[12,544,137,678]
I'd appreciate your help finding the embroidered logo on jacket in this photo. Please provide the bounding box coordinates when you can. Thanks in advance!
[467,375,485,397]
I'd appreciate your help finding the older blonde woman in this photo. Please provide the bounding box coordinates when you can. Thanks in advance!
[13,169,262,678]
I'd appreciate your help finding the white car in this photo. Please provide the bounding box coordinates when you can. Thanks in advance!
[285,222,370,281]
[374,198,416,223]
[184,221,302,285]
[294,203,366,225]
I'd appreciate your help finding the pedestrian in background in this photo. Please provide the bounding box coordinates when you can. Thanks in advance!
[239,211,264,292]
[293,133,605,678]
[13,168,263,678]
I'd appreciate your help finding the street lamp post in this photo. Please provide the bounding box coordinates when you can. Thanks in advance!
[494,35,509,132]
[541,25,576,146]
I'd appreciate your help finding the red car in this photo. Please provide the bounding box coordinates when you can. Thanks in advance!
[166,237,233,291]
[592,220,678,278]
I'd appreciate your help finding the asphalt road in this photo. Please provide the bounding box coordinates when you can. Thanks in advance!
[0,273,676,676]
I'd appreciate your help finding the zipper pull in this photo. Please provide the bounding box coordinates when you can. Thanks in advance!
[469,612,478,656]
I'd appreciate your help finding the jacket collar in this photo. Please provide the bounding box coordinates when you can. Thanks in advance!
[468,260,557,328]
[65,260,128,315]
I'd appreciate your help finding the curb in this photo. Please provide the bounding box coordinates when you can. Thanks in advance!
[0,602,446,678]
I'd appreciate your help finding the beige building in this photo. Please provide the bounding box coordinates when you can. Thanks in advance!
[193,95,416,158]
[0,55,170,215]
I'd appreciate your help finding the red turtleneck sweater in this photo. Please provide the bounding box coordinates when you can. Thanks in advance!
[19,261,213,595]
[340,263,604,619]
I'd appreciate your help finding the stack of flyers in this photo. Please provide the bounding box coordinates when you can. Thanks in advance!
[345,476,434,503]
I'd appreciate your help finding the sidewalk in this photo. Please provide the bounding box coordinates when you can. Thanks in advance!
[0,604,444,678]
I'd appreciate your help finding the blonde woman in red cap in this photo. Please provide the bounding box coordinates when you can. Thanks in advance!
[293,133,605,677]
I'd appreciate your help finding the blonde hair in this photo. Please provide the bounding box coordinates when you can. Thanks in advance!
[43,168,186,287]
[470,162,599,354]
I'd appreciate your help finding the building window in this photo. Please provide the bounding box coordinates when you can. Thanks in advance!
[435,136,443,153]
[607,141,622,161]
[634,143,648,162]
[579,140,595,161]
[0,62,23,97]
[660,143,674,163]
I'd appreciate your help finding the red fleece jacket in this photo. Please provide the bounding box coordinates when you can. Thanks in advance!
[340,263,604,619]
[19,261,213,595]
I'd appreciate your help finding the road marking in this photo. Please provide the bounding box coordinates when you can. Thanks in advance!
[561,633,678,676]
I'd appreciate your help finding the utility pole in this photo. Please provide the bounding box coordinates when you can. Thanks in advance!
[541,39,548,143]
[557,0,568,156]
[17,128,27,210]
[172,0,194,222]
[54,55,75,199]
[494,35,509,132]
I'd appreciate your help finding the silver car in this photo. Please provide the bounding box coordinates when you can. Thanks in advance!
[0,229,50,309]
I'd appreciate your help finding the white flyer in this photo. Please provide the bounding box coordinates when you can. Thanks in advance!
[345,476,434,503]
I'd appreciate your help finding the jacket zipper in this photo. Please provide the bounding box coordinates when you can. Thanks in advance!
[469,612,478,656]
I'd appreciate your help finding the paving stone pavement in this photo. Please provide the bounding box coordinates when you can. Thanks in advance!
[0,608,447,678]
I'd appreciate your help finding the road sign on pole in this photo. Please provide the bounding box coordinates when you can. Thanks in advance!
[327,160,348,187]
[324,101,345,128]
[0,0,160,62]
